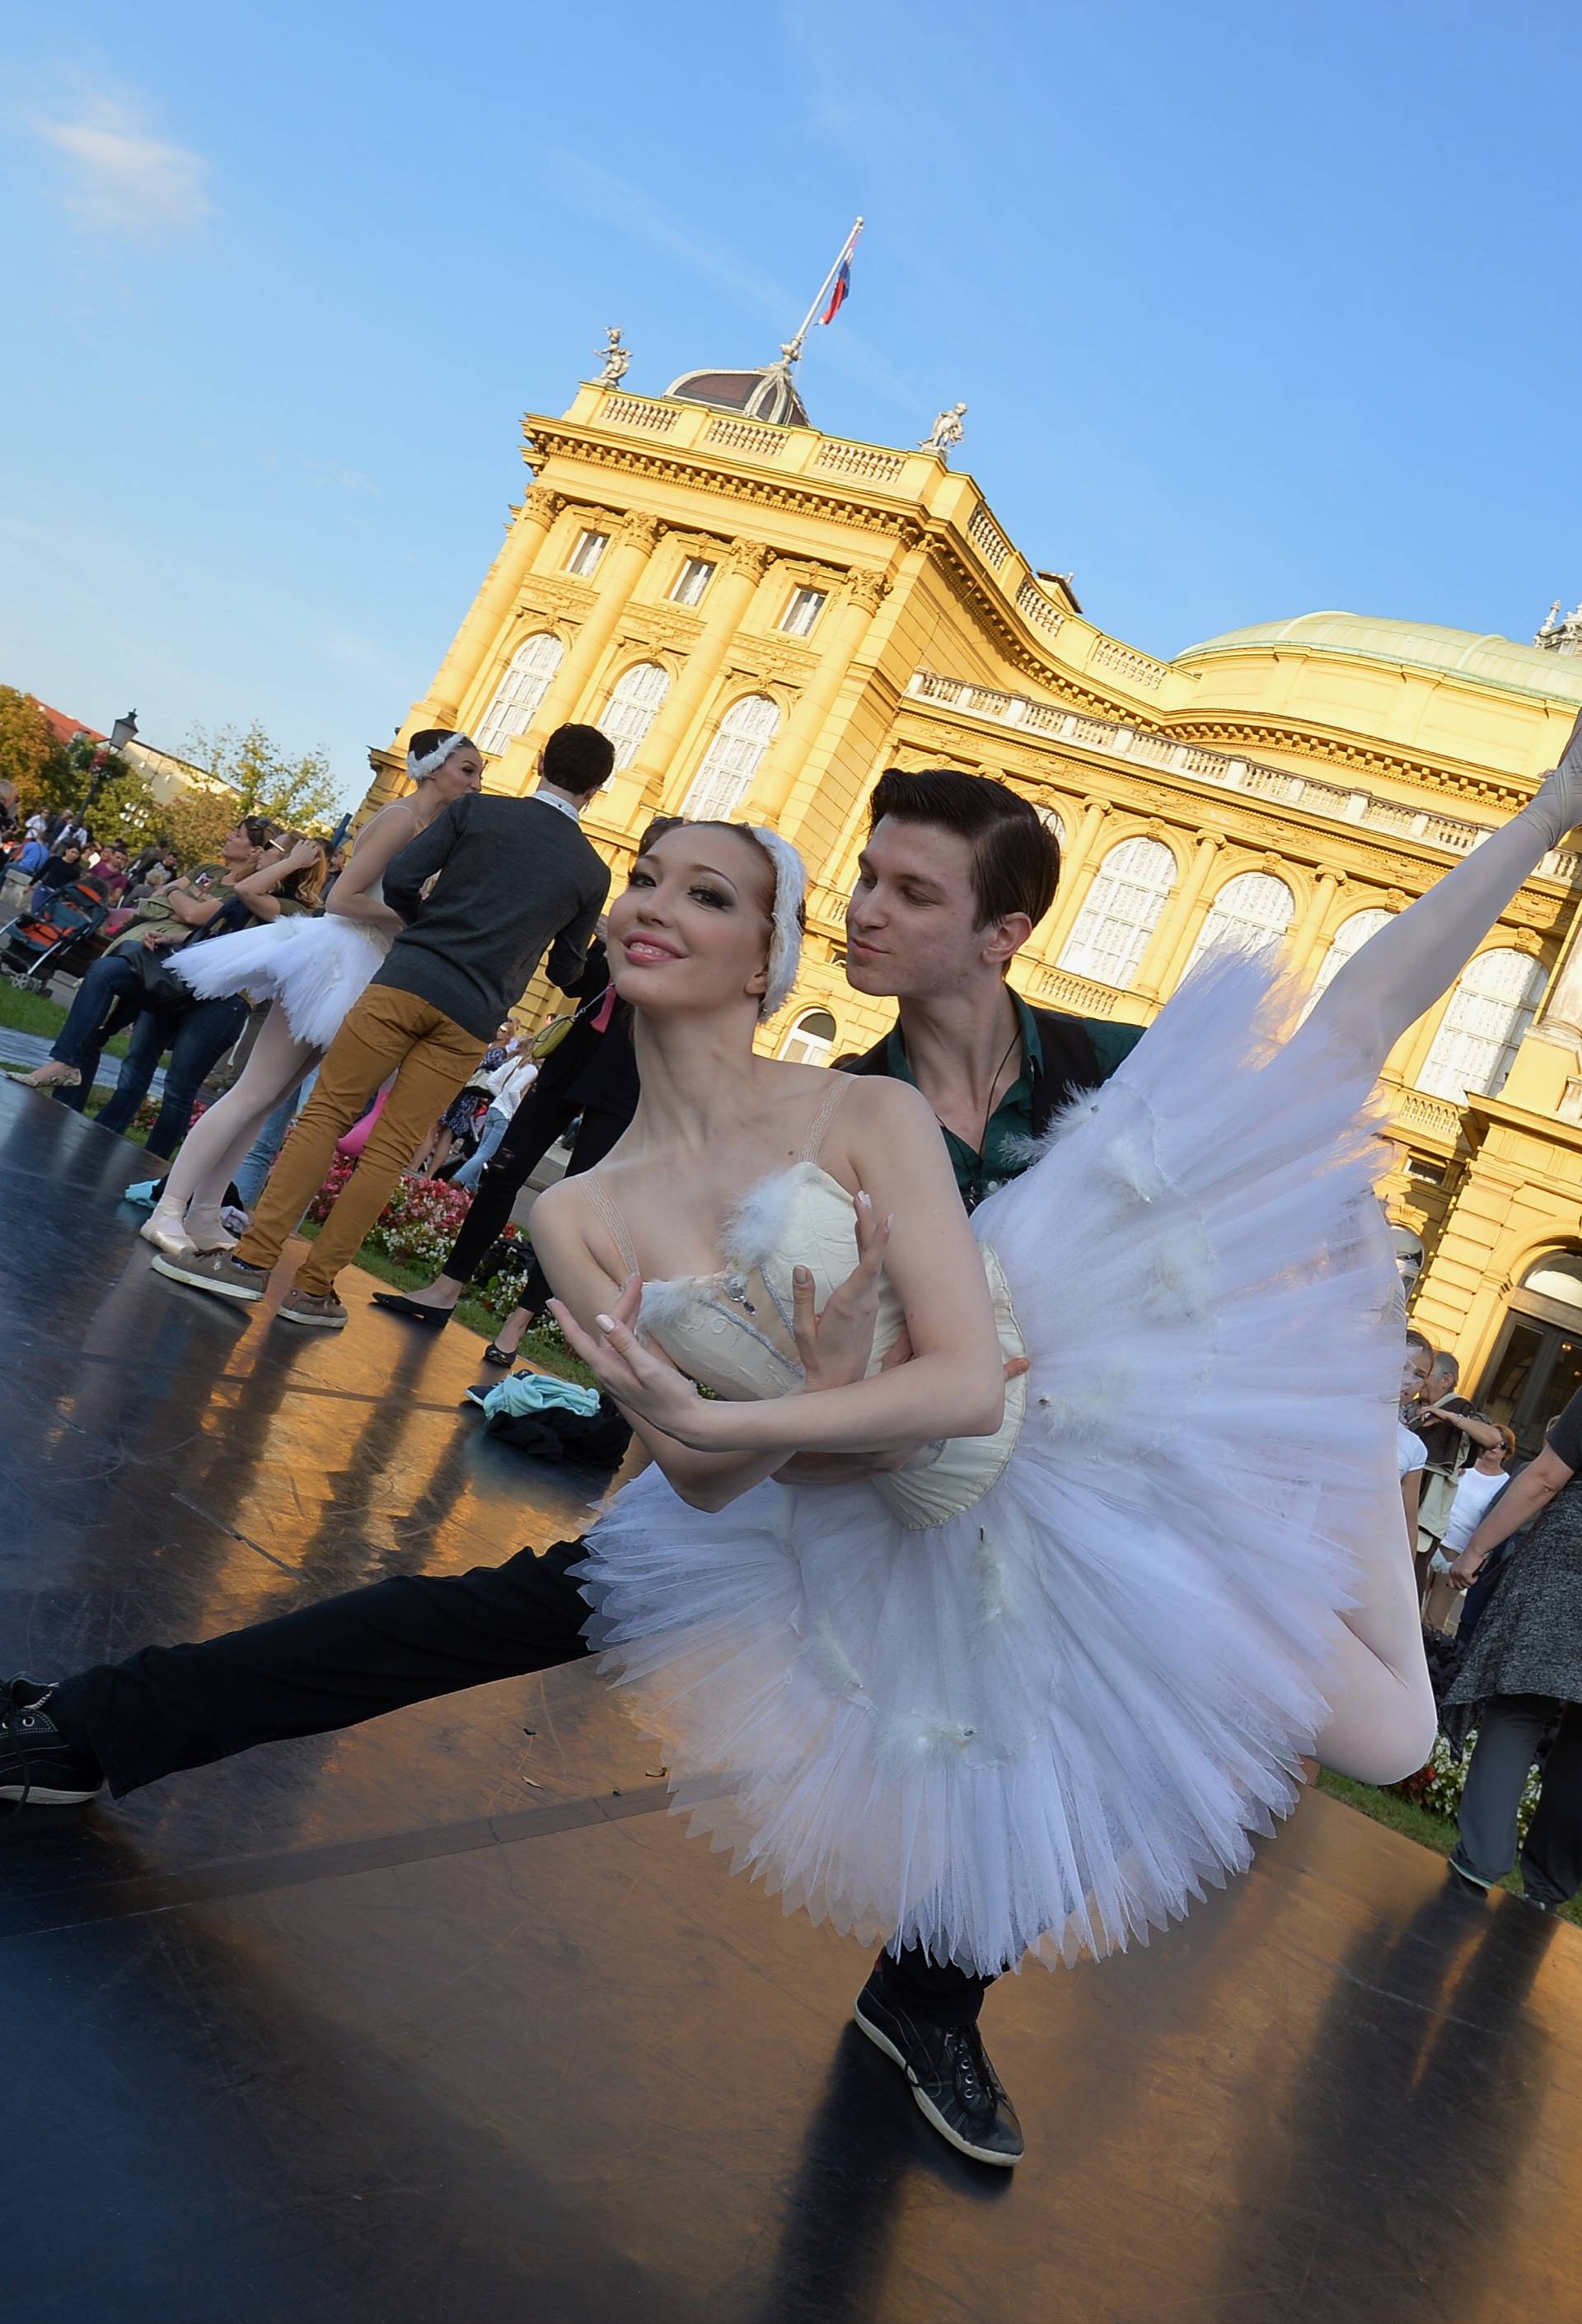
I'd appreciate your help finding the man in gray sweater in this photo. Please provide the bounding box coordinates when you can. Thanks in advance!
[166,723,613,1328]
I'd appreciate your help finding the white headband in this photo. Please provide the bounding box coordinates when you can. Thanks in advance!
[406,732,475,781]
[742,825,806,1017]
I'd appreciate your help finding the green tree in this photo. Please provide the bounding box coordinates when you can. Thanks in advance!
[0,687,73,814]
[183,722,340,835]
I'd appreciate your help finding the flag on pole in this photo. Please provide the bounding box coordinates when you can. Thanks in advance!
[821,256,853,325]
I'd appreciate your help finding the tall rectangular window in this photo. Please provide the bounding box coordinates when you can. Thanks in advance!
[671,557,716,608]
[566,529,609,578]
[779,587,827,638]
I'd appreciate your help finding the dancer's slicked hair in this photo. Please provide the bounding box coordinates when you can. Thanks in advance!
[867,768,1059,929]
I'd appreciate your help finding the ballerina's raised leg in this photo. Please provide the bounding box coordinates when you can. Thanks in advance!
[1292,722,1582,1781]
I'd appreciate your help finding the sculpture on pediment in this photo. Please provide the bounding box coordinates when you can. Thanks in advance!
[594,327,630,388]
[920,401,967,459]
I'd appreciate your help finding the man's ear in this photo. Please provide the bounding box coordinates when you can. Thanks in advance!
[981,912,1032,970]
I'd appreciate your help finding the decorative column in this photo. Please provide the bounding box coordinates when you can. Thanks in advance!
[1040,797,1112,959]
[625,541,776,814]
[1144,830,1224,998]
[752,572,890,829]
[422,487,564,727]
[1288,867,1343,979]
[517,512,667,752]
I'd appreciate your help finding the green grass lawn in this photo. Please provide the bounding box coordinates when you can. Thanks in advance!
[0,975,129,1056]
[1317,1765,1582,1926]
[304,1232,596,1386]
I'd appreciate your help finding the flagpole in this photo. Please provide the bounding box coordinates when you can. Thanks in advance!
[784,217,864,365]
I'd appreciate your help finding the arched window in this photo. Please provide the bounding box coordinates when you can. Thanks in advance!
[1416,946,1547,1104]
[1187,869,1294,970]
[1522,1252,1582,1313]
[601,662,671,773]
[1058,835,1177,990]
[681,694,780,821]
[475,634,564,756]
[1308,908,1393,1007]
[779,1008,837,1068]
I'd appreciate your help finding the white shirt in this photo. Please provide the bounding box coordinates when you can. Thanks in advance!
[532,783,584,825]
[1397,1424,1428,1480]
[1440,1464,1508,1558]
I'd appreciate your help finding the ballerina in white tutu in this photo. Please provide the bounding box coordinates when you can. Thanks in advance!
[140,731,484,1258]
[530,718,1582,2158]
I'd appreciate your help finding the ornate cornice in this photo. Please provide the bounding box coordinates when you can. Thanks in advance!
[514,577,597,621]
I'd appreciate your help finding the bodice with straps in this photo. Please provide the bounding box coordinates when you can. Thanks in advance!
[582,1080,1029,1529]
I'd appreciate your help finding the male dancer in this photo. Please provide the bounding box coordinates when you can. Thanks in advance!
[3,772,1137,2167]
[152,725,613,1329]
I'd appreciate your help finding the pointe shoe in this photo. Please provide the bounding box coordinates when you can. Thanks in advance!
[140,1213,194,1259]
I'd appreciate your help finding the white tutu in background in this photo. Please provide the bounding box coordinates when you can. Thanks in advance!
[174,914,388,1050]
[573,951,1404,1978]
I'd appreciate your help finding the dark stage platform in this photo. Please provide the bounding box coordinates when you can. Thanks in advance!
[3,1080,1580,2324]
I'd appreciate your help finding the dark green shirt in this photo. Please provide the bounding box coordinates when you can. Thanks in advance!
[882,994,1144,1209]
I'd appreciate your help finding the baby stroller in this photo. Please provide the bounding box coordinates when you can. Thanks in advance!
[0,881,110,990]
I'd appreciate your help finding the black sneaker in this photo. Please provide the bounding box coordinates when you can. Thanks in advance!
[0,1677,104,1807]
[853,1972,1024,2165]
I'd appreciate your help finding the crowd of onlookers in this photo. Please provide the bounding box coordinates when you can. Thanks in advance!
[0,811,184,924]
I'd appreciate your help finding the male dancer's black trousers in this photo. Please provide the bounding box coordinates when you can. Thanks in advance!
[54,1540,990,2022]
[443,1084,628,1312]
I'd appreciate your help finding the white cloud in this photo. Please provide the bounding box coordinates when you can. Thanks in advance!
[34,95,213,240]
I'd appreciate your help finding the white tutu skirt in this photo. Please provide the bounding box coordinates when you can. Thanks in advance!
[174,914,387,1051]
[575,953,1405,1976]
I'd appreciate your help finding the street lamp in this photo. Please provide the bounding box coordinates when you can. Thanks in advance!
[83,710,138,824]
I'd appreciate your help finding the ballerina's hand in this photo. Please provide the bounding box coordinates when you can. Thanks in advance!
[548,1277,713,1447]
[789,1190,892,1391]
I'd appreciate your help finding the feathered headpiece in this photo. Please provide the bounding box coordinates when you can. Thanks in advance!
[742,825,807,1018]
[406,732,475,781]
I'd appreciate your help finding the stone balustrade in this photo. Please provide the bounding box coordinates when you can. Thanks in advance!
[812,442,908,484]
[1016,579,1065,636]
[705,417,788,460]
[967,506,1011,572]
[1087,636,1168,691]
[1032,964,1126,1017]
[1393,1088,1466,1145]
[906,670,1582,885]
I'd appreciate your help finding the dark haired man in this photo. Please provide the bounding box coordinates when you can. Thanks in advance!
[161,725,613,1328]
[2,767,1135,2169]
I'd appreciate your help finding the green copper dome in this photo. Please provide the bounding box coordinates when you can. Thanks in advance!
[1176,612,1582,706]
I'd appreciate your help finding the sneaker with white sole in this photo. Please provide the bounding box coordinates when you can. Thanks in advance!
[1,1677,104,1807]
[278,1286,348,1329]
[150,1247,269,1301]
[853,1971,1024,2165]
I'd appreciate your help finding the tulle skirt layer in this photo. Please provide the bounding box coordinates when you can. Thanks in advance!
[575,952,1406,1976]
[175,914,388,1050]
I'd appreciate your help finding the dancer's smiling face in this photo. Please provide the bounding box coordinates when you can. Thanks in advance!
[610,825,775,1022]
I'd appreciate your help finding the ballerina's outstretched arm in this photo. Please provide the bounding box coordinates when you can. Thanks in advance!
[1299,712,1582,1078]
[1295,710,1582,1784]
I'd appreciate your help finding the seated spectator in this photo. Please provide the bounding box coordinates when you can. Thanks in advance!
[10,834,50,881]
[87,844,131,900]
[5,818,278,1104]
[94,834,328,1161]
[33,841,87,900]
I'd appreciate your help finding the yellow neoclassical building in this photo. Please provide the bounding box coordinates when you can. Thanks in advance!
[365,361,1582,1449]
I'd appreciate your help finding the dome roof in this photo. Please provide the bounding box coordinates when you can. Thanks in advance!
[666,361,810,428]
[1175,611,1582,705]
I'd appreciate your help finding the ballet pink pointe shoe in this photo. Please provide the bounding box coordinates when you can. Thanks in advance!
[140,1212,194,1260]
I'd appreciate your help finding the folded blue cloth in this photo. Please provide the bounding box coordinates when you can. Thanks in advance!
[466,1371,601,1421]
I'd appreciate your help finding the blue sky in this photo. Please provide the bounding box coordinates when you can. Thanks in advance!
[3,2,1579,806]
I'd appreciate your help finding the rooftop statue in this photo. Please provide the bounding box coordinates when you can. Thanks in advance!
[594,326,630,388]
[921,401,968,460]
